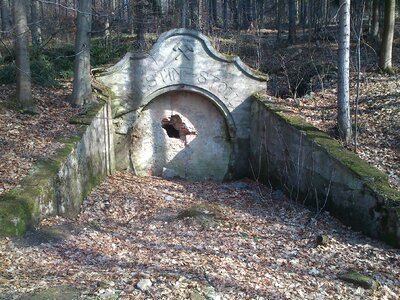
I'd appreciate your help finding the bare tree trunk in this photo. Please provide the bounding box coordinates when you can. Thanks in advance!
[13,0,37,114]
[0,0,12,34]
[181,0,187,27]
[71,0,92,106]
[31,0,42,46]
[288,0,296,43]
[277,0,284,41]
[337,0,352,144]
[379,0,395,73]
[231,0,239,30]
[135,0,145,50]
[370,0,379,39]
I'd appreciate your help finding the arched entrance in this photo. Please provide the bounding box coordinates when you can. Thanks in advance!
[130,91,232,181]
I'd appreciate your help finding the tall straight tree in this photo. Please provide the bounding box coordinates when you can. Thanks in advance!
[71,0,92,106]
[13,0,37,114]
[337,0,352,144]
[135,0,145,50]
[181,0,188,27]
[0,0,12,34]
[31,0,42,46]
[379,0,395,73]
[288,0,296,43]
[370,0,379,39]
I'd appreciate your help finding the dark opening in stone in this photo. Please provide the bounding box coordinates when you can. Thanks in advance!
[162,123,180,138]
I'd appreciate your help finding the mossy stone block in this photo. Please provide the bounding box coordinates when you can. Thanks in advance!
[339,270,379,290]
[17,285,80,300]
[0,200,29,236]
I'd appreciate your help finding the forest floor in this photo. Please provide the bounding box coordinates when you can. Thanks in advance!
[1,173,399,299]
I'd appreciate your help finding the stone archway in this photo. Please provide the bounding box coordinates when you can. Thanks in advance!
[96,28,266,179]
[130,91,232,181]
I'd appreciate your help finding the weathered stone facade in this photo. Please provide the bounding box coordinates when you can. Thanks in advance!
[96,28,266,180]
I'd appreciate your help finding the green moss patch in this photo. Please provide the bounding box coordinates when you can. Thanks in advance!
[69,99,106,125]
[339,270,379,290]
[0,200,30,236]
[17,285,81,300]
[0,134,83,237]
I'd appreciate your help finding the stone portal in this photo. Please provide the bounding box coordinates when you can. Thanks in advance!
[131,91,231,180]
[96,28,266,180]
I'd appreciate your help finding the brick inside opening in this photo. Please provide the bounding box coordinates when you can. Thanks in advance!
[161,114,196,140]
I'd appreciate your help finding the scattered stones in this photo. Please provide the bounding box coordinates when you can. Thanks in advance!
[339,270,379,290]
[136,278,152,291]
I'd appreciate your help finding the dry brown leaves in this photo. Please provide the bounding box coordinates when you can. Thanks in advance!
[1,173,399,299]
[0,83,80,195]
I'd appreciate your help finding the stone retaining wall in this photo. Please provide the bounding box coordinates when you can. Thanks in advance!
[0,101,114,236]
[249,95,400,247]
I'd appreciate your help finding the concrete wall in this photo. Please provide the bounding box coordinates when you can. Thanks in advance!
[0,102,115,236]
[250,96,400,247]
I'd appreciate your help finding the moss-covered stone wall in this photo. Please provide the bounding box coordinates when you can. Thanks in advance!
[0,101,115,236]
[250,94,400,247]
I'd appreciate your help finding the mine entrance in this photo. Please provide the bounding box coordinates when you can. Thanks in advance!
[130,91,232,181]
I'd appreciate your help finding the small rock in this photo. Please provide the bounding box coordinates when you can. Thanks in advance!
[136,278,152,291]
[190,291,207,300]
[339,270,378,290]
[163,195,175,201]
[203,286,221,300]
[308,267,320,276]
[316,234,330,246]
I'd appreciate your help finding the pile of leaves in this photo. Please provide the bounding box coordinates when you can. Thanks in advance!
[0,83,80,195]
[1,173,398,299]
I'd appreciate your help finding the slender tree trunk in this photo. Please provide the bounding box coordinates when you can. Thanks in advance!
[370,0,379,39]
[136,0,145,50]
[337,0,352,144]
[198,0,204,29]
[379,0,395,72]
[0,0,12,34]
[231,0,239,30]
[31,0,42,46]
[211,0,218,27]
[288,0,296,43]
[277,0,284,41]
[71,0,92,106]
[223,0,228,31]
[13,0,37,114]
[181,0,187,27]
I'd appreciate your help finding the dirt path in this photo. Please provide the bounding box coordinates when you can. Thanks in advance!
[0,172,399,299]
